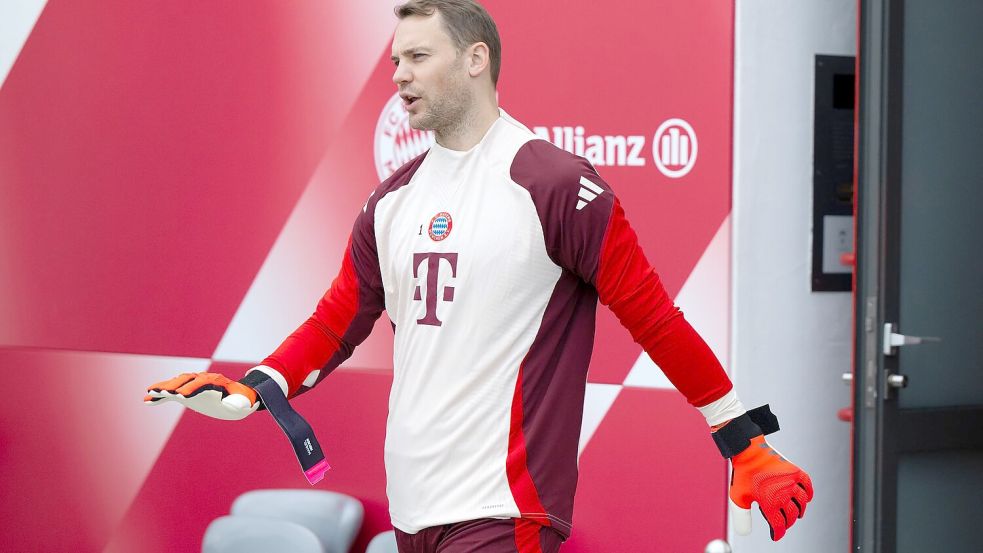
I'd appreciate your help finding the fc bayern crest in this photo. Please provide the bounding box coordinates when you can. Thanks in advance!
[374,92,435,181]
[428,212,453,241]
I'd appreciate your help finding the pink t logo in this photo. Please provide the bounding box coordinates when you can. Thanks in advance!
[413,252,459,326]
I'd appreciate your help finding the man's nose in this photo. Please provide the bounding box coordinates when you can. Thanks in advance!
[392,62,411,86]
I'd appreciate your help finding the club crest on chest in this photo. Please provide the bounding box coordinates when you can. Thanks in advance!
[427,212,453,241]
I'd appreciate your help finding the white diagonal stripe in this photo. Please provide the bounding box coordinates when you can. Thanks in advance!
[578,187,598,202]
[212,2,400,364]
[579,176,604,194]
[576,199,587,210]
[579,382,622,457]
[624,215,731,388]
[623,354,675,389]
[0,1,47,91]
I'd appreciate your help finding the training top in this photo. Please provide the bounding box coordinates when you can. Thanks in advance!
[257,109,735,536]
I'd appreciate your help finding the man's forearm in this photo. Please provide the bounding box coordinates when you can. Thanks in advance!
[256,315,348,397]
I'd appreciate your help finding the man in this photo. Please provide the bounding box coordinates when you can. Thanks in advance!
[146,1,813,551]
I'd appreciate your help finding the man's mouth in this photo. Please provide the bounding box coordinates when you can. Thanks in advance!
[401,93,421,109]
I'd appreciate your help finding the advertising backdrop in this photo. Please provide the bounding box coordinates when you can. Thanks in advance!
[0,1,734,551]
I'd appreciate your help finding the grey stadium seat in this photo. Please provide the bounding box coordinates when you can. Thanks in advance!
[230,489,364,553]
[365,530,398,553]
[202,515,324,553]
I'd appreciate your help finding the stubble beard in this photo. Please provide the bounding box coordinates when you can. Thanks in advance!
[409,60,474,139]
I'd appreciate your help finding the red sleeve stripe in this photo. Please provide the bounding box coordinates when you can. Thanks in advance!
[513,518,545,553]
[506,363,552,526]
[595,200,732,407]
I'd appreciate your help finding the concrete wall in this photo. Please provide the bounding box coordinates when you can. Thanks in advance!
[731,1,856,551]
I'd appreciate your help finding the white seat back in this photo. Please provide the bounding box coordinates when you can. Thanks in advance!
[202,515,324,553]
[365,530,398,553]
[231,489,364,553]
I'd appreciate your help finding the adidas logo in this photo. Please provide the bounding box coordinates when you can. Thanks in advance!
[576,176,604,210]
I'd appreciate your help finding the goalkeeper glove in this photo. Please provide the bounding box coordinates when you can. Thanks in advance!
[712,405,814,541]
[144,372,259,420]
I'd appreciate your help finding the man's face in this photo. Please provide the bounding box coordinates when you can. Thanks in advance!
[391,13,471,132]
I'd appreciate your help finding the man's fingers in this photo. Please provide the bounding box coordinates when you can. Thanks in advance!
[144,389,176,404]
[174,374,220,397]
[143,372,257,420]
[730,499,753,535]
[760,505,787,541]
[783,500,800,527]
[146,373,196,394]
[792,485,810,518]
[798,473,815,500]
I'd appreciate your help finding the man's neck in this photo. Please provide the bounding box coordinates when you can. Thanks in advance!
[434,97,500,151]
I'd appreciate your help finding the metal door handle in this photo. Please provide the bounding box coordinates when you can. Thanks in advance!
[887,374,908,388]
[882,323,941,356]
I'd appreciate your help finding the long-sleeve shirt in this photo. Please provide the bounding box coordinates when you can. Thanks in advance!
[257,109,735,536]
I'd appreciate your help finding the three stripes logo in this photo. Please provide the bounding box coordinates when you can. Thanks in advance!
[576,177,604,211]
[652,118,698,179]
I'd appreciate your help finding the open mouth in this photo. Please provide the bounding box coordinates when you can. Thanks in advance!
[403,95,421,109]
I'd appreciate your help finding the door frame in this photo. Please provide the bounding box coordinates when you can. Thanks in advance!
[855,1,983,551]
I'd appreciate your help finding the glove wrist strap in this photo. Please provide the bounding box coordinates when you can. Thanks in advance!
[240,371,270,410]
[712,404,780,458]
[240,371,331,485]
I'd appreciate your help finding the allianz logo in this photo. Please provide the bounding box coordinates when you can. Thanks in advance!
[374,92,698,181]
[531,118,698,178]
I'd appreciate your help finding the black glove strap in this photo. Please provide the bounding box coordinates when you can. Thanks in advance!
[712,404,780,458]
[240,371,330,484]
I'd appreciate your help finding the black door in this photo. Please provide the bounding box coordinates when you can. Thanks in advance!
[854,0,983,552]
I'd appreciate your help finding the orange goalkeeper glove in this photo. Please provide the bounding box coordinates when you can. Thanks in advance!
[144,372,259,420]
[712,405,814,541]
[145,370,330,484]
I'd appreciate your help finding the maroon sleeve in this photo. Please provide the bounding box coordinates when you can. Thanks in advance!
[261,153,426,398]
[511,140,731,407]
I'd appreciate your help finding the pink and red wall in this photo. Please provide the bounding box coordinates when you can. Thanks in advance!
[0,1,734,551]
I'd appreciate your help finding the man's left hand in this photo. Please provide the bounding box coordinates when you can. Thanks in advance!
[729,435,814,541]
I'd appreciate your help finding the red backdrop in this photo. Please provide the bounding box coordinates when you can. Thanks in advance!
[0,1,733,551]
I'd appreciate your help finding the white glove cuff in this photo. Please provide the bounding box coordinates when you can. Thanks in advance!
[697,388,747,427]
[246,365,290,397]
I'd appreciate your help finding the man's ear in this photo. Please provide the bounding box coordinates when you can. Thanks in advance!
[467,42,490,78]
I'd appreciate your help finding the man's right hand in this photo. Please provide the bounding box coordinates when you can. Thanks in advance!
[144,372,259,420]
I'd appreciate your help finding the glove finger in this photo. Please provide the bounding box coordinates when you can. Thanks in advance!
[782,499,800,529]
[147,373,196,393]
[144,389,177,404]
[178,389,254,420]
[797,472,815,500]
[174,373,224,397]
[222,393,253,411]
[760,505,787,541]
[730,499,753,536]
[792,485,810,518]
[225,381,259,406]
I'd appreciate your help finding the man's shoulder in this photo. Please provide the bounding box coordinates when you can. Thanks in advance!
[362,150,430,218]
[379,151,429,195]
[510,137,601,195]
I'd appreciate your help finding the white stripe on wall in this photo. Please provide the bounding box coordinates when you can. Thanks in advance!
[0,1,48,91]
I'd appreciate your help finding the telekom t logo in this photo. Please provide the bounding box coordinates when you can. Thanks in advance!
[413,252,458,326]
